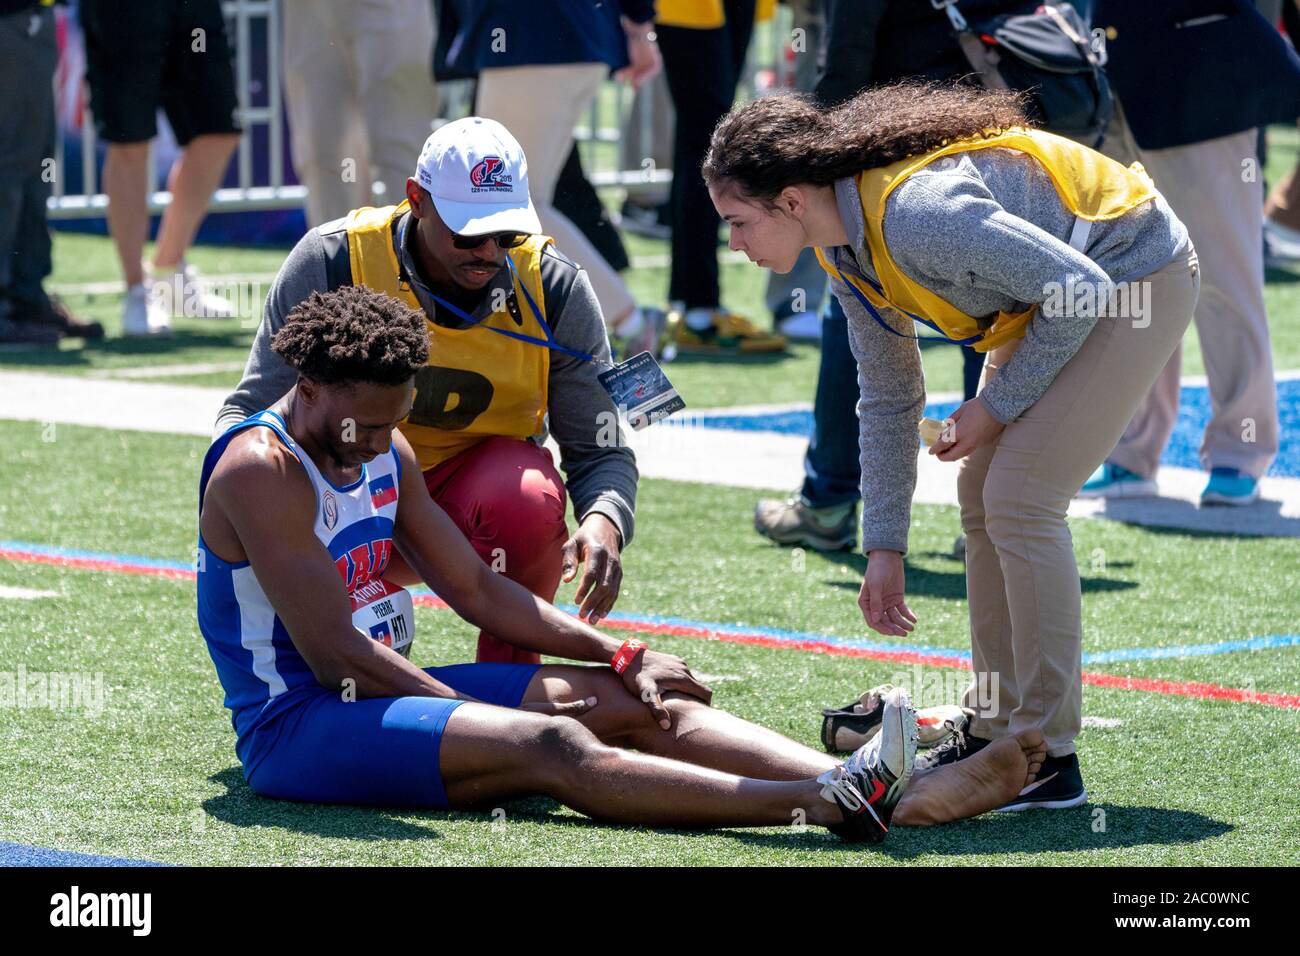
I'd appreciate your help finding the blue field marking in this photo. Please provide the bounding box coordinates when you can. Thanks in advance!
[1084,633,1300,664]
[0,539,194,573]
[695,378,1300,478]
[0,841,164,867]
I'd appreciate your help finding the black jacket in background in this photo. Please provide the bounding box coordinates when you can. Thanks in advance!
[1096,0,1300,149]
[814,0,1046,107]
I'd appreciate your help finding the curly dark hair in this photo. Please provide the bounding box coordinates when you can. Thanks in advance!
[702,80,1030,203]
[271,285,429,386]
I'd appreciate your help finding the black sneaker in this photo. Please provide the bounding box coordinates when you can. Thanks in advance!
[912,709,989,771]
[820,684,894,753]
[994,752,1087,812]
[818,687,918,843]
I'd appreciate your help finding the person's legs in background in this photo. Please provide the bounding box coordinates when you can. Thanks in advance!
[0,5,99,344]
[82,0,239,336]
[754,296,860,550]
[765,247,827,340]
[553,143,630,273]
[423,437,571,665]
[1144,129,1278,502]
[658,0,784,352]
[476,63,639,331]
[347,0,437,208]
[148,0,240,317]
[283,0,371,226]
[1088,108,1277,504]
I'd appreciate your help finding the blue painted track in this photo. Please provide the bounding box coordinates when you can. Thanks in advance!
[694,379,1300,478]
[0,841,163,867]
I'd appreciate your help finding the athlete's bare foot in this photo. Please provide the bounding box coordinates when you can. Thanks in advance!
[892,729,1046,827]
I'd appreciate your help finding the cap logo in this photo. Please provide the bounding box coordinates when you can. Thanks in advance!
[469,156,512,192]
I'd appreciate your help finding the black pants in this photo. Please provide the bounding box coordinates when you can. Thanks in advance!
[657,0,757,310]
[553,144,629,273]
[0,6,56,316]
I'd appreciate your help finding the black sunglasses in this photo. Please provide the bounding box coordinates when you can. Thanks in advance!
[451,230,529,250]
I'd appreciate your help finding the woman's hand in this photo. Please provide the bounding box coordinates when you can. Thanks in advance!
[859,549,917,636]
[931,397,1006,462]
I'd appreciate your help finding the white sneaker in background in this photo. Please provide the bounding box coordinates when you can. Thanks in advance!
[1264,218,1300,268]
[776,310,822,341]
[152,261,236,319]
[121,283,172,338]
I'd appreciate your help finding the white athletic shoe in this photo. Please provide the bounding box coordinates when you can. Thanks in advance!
[818,687,918,842]
[153,261,236,319]
[121,283,172,337]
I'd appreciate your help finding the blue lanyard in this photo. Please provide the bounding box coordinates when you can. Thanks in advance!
[827,255,982,348]
[398,220,598,364]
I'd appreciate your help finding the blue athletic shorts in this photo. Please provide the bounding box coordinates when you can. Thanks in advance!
[241,663,540,808]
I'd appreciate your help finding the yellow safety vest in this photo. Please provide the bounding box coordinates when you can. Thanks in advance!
[345,201,551,471]
[657,0,775,29]
[814,127,1158,352]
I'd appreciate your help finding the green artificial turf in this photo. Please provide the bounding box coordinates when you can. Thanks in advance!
[0,420,1296,865]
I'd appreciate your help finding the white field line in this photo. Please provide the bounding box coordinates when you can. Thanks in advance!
[46,273,281,297]
[88,362,247,381]
[629,250,752,270]
[0,586,61,600]
[2,369,1297,536]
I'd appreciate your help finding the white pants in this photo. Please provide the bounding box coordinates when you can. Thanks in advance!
[477,63,637,327]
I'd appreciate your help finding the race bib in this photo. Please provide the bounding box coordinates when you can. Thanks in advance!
[350,579,415,659]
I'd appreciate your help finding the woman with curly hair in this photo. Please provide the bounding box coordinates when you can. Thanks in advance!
[704,81,1200,811]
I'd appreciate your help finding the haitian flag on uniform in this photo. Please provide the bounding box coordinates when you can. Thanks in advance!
[369,473,397,509]
[369,619,393,648]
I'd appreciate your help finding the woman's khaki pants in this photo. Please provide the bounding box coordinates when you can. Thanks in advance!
[958,243,1200,756]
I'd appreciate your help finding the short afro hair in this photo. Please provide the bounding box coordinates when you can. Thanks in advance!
[271,285,429,386]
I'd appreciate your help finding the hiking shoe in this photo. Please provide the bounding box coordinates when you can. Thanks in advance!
[755,495,856,551]
[1200,467,1260,506]
[994,752,1088,812]
[818,687,918,843]
[1076,462,1157,499]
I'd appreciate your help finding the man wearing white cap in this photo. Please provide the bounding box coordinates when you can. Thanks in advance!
[216,117,638,664]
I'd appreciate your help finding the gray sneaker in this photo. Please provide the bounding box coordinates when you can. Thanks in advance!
[754,495,856,551]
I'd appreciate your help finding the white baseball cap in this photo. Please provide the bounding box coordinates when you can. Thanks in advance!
[414,116,542,236]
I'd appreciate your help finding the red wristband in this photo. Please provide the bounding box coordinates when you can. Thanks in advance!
[611,639,647,674]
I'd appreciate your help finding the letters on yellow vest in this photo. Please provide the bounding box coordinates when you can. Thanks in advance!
[815,127,1158,352]
[344,201,551,471]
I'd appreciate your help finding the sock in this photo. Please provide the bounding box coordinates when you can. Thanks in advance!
[614,307,645,339]
[684,307,716,332]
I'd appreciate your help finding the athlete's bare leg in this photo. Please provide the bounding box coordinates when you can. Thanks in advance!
[521,665,1044,826]
[437,702,840,830]
[524,665,841,779]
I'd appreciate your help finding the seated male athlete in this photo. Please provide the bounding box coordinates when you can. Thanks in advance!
[196,284,1046,842]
